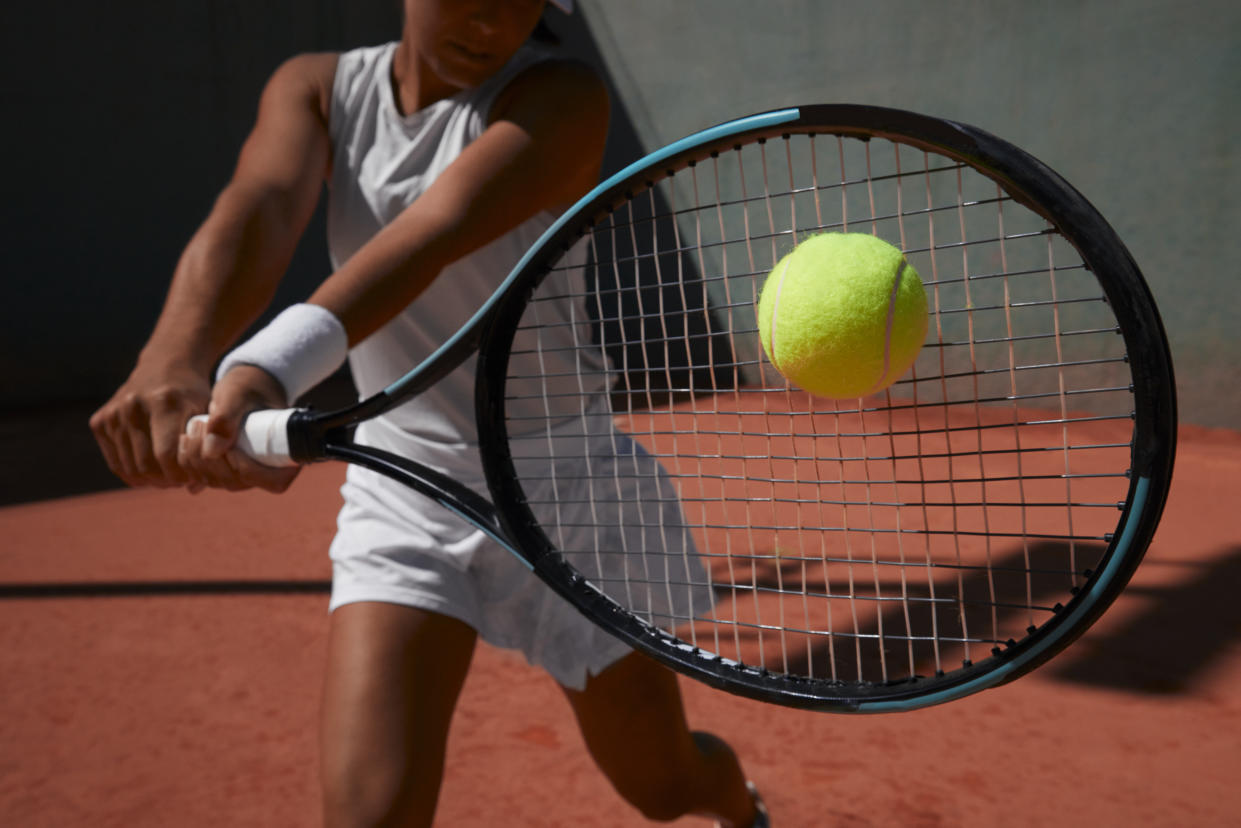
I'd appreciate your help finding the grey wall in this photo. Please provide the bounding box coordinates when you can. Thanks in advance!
[580,0,1240,430]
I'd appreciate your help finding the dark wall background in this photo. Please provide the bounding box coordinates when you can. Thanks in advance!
[1,2,406,407]
[1,3,401,503]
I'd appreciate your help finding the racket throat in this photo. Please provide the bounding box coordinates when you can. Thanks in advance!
[322,442,519,561]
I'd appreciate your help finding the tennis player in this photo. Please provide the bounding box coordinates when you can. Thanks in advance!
[90,1,768,825]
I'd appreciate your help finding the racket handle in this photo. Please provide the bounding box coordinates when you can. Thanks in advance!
[185,409,300,468]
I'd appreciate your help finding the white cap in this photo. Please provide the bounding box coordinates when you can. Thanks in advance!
[548,0,574,12]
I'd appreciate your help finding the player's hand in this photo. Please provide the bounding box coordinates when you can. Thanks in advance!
[90,360,212,489]
[177,364,300,494]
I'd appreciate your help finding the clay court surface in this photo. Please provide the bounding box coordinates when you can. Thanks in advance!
[2,423,1238,826]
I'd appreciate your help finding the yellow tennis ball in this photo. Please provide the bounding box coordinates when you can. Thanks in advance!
[757,233,928,399]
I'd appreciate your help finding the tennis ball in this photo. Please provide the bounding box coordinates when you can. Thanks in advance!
[757,233,928,399]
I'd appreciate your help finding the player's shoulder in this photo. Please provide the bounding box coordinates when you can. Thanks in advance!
[269,52,340,88]
[262,51,341,123]
[490,57,608,127]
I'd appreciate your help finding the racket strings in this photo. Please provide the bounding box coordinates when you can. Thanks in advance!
[543,226,1063,290]
[508,312,1116,359]
[503,131,1133,686]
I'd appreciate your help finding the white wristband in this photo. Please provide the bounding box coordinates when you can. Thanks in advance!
[216,303,348,403]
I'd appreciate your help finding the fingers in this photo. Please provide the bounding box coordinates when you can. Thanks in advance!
[201,402,241,462]
[179,417,240,491]
[177,364,298,494]
[89,405,131,484]
[90,396,142,486]
[90,386,201,488]
[89,411,127,483]
[179,416,299,494]
[199,363,287,461]
[91,361,294,494]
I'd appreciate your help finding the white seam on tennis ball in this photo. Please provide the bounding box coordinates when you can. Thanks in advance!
[863,257,908,397]
[768,257,792,373]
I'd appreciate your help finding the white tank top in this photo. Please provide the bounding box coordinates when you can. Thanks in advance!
[326,42,602,453]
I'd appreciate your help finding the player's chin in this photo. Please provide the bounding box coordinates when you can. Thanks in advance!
[436,45,510,88]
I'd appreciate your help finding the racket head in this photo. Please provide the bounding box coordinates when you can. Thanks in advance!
[477,104,1176,711]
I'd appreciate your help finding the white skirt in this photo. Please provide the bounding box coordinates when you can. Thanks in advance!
[327,416,709,690]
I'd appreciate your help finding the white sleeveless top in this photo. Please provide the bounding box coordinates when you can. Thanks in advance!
[326,42,602,456]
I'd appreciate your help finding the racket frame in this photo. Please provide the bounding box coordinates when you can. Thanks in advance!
[475,104,1176,711]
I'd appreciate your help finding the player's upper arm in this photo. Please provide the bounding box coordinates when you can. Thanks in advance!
[487,58,611,211]
[228,52,337,230]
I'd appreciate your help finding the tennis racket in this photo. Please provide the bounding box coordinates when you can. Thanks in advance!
[204,105,1176,712]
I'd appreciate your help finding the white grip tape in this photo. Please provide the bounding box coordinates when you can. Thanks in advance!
[185,409,299,468]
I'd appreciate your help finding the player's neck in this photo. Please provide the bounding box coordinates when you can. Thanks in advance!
[390,40,457,117]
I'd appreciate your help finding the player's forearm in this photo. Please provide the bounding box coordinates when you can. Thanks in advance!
[139,184,307,375]
[304,130,599,345]
[306,211,457,347]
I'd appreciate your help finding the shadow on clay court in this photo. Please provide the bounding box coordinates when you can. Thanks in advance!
[1045,544,1241,694]
[707,541,1241,695]
[707,541,1102,684]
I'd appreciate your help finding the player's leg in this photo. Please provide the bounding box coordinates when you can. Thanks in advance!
[562,651,761,827]
[319,601,477,828]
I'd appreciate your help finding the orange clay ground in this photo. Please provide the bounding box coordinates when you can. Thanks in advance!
[2,424,1239,826]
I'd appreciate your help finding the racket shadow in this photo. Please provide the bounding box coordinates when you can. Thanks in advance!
[686,539,1106,686]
